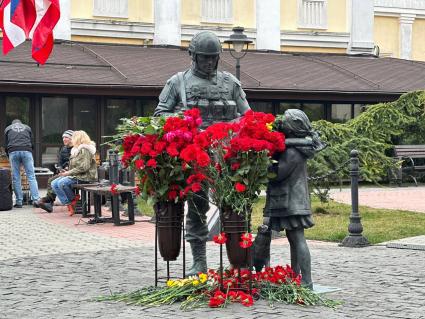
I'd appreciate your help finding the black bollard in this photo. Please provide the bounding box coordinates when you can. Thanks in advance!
[108,150,120,185]
[340,150,370,247]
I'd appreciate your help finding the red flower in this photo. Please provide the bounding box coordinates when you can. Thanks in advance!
[240,232,253,248]
[191,182,202,193]
[231,162,240,170]
[146,159,157,168]
[235,182,246,192]
[167,190,178,201]
[135,159,144,169]
[208,296,225,308]
[239,292,254,307]
[213,232,227,245]
[134,186,141,196]
[110,183,119,195]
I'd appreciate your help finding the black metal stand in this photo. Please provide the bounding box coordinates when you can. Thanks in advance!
[154,208,186,287]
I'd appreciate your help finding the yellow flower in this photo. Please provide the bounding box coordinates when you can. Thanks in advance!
[192,280,200,286]
[199,273,208,283]
[266,122,273,131]
[166,280,175,287]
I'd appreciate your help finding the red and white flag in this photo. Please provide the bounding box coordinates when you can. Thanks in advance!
[31,0,60,64]
[0,0,60,64]
[0,0,30,54]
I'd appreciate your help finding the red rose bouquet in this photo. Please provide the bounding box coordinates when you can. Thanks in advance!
[196,110,286,215]
[119,109,210,205]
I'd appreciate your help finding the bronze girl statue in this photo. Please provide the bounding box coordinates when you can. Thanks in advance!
[255,109,325,289]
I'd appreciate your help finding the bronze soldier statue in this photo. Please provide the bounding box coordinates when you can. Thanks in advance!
[154,31,251,276]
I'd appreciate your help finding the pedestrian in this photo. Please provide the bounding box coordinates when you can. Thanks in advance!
[51,130,98,216]
[154,31,251,276]
[4,119,40,208]
[35,130,74,213]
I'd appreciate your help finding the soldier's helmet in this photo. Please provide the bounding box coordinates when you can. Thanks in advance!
[188,31,222,60]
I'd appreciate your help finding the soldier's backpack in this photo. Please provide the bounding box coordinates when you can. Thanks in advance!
[0,168,13,211]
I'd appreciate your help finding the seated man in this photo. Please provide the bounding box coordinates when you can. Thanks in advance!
[36,130,73,212]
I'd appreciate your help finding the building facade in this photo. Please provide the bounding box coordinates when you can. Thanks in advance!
[56,0,425,60]
[1,0,424,169]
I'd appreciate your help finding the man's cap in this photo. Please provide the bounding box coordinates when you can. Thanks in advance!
[62,130,74,139]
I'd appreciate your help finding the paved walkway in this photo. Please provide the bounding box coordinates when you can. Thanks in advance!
[330,185,425,213]
[0,196,424,318]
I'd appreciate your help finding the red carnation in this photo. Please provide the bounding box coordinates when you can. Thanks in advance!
[235,182,246,192]
[146,159,157,168]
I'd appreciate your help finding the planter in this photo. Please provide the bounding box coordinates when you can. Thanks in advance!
[154,201,184,261]
[221,206,251,268]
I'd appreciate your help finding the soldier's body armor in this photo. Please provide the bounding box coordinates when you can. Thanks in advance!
[155,67,250,129]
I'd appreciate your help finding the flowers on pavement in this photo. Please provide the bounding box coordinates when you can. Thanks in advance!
[99,265,339,310]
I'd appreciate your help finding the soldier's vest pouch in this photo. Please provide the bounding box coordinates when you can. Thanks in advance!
[223,100,237,120]
[197,99,210,119]
[211,101,225,119]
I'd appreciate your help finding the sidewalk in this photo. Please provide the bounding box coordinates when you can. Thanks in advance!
[0,198,424,318]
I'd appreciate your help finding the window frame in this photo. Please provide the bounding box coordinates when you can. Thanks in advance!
[297,0,328,30]
[93,0,129,19]
[201,0,233,24]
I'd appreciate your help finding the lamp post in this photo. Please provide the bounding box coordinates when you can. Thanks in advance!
[224,26,252,80]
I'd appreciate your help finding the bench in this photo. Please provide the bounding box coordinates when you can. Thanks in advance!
[392,145,425,186]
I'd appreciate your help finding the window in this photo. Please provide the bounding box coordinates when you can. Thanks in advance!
[298,0,327,29]
[6,97,30,126]
[201,0,232,23]
[277,102,302,114]
[105,99,141,136]
[93,0,128,18]
[331,104,351,123]
[73,98,98,143]
[249,101,274,114]
[137,99,158,117]
[41,97,68,168]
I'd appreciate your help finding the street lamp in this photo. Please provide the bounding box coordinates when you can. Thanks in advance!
[224,26,252,80]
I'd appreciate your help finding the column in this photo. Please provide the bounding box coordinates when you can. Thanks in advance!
[399,14,415,60]
[53,0,71,40]
[256,0,280,51]
[348,0,374,54]
[153,0,181,46]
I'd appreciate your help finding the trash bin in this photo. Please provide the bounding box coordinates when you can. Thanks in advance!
[0,168,13,211]
[35,167,54,189]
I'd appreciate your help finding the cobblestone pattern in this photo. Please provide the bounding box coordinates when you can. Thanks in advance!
[1,209,424,318]
[0,209,150,261]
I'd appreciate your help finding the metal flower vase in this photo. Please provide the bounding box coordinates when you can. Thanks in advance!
[154,201,184,261]
[221,206,251,268]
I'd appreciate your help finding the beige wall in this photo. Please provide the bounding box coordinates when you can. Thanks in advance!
[281,0,298,30]
[71,35,145,45]
[281,46,346,53]
[412,19,425,61]
[374,16,399,58]
[71,0,153,22]
[327,0,347,32]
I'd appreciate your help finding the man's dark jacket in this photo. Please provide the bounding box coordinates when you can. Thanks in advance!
[4,121,33,156]
[58,146,72,169]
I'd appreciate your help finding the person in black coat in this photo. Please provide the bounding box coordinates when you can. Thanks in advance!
[36,130,73,212]
[263,109,325,289]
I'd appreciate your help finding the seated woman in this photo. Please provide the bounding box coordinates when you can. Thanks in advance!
[51,130,98,216]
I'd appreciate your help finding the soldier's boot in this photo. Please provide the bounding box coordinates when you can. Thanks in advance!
[186,241,207,276]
